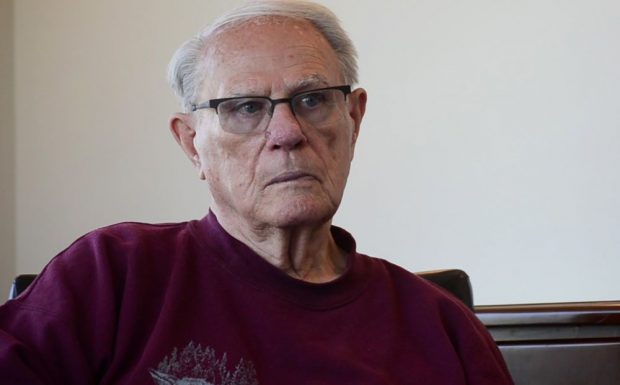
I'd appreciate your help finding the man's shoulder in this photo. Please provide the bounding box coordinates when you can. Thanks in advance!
[67,219,199,251]
[361,254,473,312]
[18,219,206,306]
[85,219,193,240]
[359,254,422,284]
[45,218,204,273]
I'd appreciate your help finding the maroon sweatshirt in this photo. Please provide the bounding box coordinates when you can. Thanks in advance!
[0,213,513,384]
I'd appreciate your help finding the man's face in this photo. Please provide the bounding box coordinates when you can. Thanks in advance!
[178,19,366,230]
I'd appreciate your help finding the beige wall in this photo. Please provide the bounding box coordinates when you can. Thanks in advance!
[0,0,15,296]
[8,0,620,304]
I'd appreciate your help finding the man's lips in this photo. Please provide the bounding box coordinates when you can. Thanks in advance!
[267,171,317,186]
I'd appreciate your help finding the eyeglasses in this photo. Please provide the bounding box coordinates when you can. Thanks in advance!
[190,85,351,134]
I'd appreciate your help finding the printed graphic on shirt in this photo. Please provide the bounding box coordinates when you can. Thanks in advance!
[150,341,258,385]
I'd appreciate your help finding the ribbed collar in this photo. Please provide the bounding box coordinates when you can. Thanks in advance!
[189,211,372,311]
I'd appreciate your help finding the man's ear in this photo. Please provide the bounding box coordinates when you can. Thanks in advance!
[348,88,367,151]
[170,113,205,179]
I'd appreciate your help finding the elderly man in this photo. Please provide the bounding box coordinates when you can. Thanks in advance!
[0,1,513,384]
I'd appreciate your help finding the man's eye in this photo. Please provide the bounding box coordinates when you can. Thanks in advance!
[298,92,326,109]
[234,100,265,115]
[219,99,266,116]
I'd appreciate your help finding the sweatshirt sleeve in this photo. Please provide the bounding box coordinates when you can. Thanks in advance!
[0,233,123,384]
[443,301,515,385]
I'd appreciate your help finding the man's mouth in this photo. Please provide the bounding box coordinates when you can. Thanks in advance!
[268,171,317,186]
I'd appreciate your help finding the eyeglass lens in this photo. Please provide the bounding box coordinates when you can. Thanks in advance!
[217,88,348,134]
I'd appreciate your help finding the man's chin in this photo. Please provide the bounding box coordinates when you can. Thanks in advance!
[262,201,337,229]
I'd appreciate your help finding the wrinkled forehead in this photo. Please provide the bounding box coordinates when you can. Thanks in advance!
[198,17,343,98]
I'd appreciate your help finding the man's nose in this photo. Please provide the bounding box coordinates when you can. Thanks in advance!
[265,103,307,151]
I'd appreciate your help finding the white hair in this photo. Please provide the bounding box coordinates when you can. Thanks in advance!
[167,0,359,111]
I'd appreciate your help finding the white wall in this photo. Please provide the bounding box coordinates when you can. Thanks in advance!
[0,0,15,296]
[11,0,620,304]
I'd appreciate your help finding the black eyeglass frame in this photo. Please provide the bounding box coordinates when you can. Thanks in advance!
[190,85,352,114]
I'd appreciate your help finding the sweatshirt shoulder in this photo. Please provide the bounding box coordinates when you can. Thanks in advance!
[40,219,201,277]
[17,220,202,304]
[362,255,473,312]
[85,219,193,241]
[62,219,197,252]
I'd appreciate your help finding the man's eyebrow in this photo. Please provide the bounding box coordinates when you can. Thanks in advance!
[290,75,330,92]
[225,87,265,98]
[220,75,331,98]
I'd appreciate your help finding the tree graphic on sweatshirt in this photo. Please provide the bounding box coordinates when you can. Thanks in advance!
[150,341,258,385]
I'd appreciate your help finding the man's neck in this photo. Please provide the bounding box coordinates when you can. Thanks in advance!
[212,207,347,283]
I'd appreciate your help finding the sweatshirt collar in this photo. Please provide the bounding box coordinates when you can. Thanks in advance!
[190,211,371,311]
